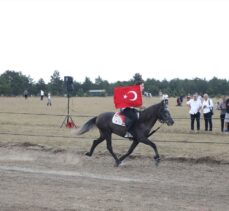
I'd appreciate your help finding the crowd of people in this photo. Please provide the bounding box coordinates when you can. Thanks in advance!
[23,89,52,106]
[217,96,229,132]
[23,86,229,133]
[186,93,229,133]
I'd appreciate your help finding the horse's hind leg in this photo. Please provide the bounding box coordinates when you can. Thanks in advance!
[119,141,139,162]
[85,135,105,157]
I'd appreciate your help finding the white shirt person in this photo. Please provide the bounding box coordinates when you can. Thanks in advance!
[47,92,52,106]
[187,94,202,131]
[202,93,214,131]
[40,90,44,100]
[187,96,202,115]
[202,96,214,114]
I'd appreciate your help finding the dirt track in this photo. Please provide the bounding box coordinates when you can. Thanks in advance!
[0,143,228,211]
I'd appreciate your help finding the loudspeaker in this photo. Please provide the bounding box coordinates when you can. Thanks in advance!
[64,76,74,93]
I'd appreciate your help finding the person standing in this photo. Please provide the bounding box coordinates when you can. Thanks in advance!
[202,93,214,131]
[224,97,229,133]
[187,94,202,131]
[47,92,52,106]
[40,90,44,100]
[23,90,28,99]
[218,96,227,132]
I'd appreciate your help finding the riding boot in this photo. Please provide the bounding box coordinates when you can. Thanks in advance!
[124,132,133,138]
[124,121,134,138]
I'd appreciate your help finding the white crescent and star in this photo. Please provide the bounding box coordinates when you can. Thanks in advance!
[123,91,138,101]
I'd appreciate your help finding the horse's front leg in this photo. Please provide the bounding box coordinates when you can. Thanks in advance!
[139,138,160,166]
[119,141,139,163]
[106,137,121,167]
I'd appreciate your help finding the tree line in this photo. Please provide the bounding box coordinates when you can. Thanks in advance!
[0,70,229,97]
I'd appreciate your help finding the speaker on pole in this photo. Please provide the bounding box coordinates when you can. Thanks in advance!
[61,76,76,128]
[64,76,74,93]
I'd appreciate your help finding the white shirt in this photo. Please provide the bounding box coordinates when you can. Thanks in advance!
[197,95,202,102]
[187,99,202,115]
[202,99,214,114]
[48,93,51,99]
[40,90,44,96]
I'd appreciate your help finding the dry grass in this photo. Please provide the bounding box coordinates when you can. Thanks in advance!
[0,96,228,162]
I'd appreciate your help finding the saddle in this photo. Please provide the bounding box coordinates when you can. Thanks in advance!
[112,111,140,127]
[112,112,126,126]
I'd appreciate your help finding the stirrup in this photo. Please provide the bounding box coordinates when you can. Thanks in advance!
[124,132,133,138]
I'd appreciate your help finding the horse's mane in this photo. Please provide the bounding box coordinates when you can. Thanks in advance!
[140,101,162,120]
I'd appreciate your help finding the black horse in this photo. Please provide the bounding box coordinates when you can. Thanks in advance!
[77,100,174,166]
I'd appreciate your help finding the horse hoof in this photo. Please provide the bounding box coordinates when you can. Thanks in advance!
[154,156,160,166]
[154,155,160,161]
[85,152,92,157]
[114,160,121,167]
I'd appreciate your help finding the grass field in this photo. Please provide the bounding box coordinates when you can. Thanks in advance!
[1,96,229,211]
[0,96,228,162]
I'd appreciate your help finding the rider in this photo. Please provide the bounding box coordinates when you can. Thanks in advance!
[121,78,145,138]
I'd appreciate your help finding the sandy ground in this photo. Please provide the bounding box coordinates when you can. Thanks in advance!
[0,143,228,211]
[0,97,229,210]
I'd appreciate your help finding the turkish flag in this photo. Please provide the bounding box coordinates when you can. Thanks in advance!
[114,85,142,109]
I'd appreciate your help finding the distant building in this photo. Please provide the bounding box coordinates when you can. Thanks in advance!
[88,89,106,96]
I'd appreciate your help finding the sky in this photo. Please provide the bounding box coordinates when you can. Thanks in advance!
[0,0,229,83]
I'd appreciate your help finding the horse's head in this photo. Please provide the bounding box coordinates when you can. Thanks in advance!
[158,100,174,126]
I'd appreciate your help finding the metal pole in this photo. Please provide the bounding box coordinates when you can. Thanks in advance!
[67,94,70,123]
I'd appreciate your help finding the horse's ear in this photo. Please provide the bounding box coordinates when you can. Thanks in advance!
[161,99,168,107]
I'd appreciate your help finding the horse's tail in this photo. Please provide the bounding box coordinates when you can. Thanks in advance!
[76,116,97,135]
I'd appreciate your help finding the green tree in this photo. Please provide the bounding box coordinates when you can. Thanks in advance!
[132,73,143,84]
[35,78,47,95]
[1,69,229,97]
[95,76,103,87]
[81,77,93,92]
[94,76,110,91]
[0,70,31,96]
[49,70,63,95]
[144,78,160,95]
[72,81,82,96]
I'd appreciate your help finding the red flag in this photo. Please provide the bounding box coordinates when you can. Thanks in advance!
[114,85,142,109]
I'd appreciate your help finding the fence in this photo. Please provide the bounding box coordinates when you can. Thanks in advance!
[0,111,228,146]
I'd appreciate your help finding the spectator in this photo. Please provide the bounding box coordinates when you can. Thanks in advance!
[224,97,229,133]
[40,90,44,100]
[216,101,220,110]
[23,90,28,99]
[218,96,227,132]
[186,94,191,102]
[202,93,214,131]
[176,97,181,106]
[47,92,52,106]
[195,93,202,102]
[187,94,202,131]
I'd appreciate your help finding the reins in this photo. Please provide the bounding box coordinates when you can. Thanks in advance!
[147,123,163,138]
[139,102,164,138]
